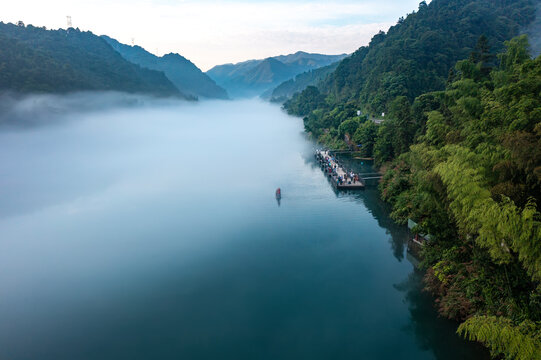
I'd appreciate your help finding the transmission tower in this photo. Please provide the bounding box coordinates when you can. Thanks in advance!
[66,16,72,28]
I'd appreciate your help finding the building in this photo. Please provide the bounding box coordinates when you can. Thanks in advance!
[370,117,385,125]
[408,219,432,246]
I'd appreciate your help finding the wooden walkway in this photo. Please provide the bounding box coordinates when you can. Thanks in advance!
[315,150,365,190]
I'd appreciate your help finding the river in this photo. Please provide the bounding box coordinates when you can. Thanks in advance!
[0,96,488,359]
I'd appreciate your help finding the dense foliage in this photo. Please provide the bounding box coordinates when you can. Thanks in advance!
[458,316,541,360]
[284,0,537,145]
[0,22,183,97]
[379,37,541,359]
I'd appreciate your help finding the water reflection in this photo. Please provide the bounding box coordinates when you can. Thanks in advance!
[301,150,406,261]
[348,189,406,261]
[394,271,489,360]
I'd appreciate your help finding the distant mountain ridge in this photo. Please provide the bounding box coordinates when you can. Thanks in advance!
[0,22,185,98]
[265,61,341,102]
[206,51,347,98]
[102,36,228,99]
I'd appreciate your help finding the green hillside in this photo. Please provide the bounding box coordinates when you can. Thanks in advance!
[285,0,536,125]
[267,62,340,102]
[0,22,185,97]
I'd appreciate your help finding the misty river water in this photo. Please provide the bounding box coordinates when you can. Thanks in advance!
[0,96,488,360]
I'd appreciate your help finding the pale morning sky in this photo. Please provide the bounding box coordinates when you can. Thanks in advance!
[2,0,427,70]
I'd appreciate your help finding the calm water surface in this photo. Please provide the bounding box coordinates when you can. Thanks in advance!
[0,97,487,359]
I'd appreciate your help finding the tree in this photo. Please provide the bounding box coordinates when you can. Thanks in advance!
[499,35,531,71]
[338,118,360,138]
[374,121,395,164]
[352,121,378,157]
[389,96,415,155]
[458,316,541,360]
[469,35,496,77]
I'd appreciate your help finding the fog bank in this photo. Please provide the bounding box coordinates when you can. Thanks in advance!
[525,2,541,57]
[0,91,195,128]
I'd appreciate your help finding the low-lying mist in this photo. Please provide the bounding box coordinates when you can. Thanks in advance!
[0,92,306,221]
[0,91,193,128]
[525,2,541,57]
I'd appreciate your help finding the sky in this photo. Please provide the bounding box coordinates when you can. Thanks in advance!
[2,0,426,71]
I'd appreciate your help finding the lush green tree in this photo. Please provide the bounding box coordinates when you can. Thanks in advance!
[458,316,541,360]
[424,111,449,146]
[469,35,496,78]
[388,96,415,154]
[374,121,396,164]
[284,85,326,117]
[338,118,360,138]
[352,120,378,157]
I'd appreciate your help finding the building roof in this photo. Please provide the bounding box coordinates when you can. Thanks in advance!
[408,219,432,241]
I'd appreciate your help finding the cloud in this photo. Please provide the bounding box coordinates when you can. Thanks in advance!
[2,0,422,69]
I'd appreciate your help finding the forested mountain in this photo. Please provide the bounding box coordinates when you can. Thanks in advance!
[206,51,347,98]
[0,22,185,97]
[267,62,340,102]
[286,0,537,119]
[102,36,228,99]
[282,0,541,358]
[380,36,541,360]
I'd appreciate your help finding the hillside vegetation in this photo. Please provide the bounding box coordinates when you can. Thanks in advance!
[285,0,536,126]
[381,36,541,360]
[0,22,184,97]
[268,62,340,102]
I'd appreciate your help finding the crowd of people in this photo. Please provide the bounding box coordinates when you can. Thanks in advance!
[315,150,360,186]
